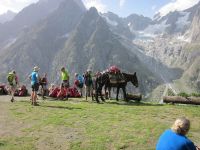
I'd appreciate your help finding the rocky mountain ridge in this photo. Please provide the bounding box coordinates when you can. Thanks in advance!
[0,0,199,98]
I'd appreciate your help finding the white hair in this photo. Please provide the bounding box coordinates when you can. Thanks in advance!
[171,117,190,135]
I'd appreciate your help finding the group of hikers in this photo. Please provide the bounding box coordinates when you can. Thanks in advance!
[1,65,140,105]
[6,66,94,106]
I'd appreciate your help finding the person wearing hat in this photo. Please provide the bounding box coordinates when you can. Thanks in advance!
[7,70,19,102]
[29,66,40,106]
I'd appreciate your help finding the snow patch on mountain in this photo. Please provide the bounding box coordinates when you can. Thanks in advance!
[177,35,191,42]
[144,20,170,35]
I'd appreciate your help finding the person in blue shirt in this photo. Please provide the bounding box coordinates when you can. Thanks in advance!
[156,117,199,150]
[29,66,40,106]
[74,73,84,96]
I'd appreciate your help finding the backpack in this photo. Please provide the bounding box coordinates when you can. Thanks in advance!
[84,74,92,86]
[7,73,14,84]
[109,66,120,74]
[78,75,84,84]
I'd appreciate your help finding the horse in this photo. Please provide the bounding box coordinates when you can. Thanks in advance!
[95,72,138,103]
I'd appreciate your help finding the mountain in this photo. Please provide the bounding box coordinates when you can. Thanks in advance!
[0,11,16,24]
[0,0,199,98]
[187,4,200,42]
[144,2,200,36]
[0,0,85,81]
[51,7,163,94]
[102,12,152,40]
[102,12,135,40]
[176,4,200,92]
[0,0,64,48]
[125,14,152,31]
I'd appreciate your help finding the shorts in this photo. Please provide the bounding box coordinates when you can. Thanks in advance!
[41,84,47,89]
[9,83,17,89]
[61,80,69,88]
[32,83,39,92]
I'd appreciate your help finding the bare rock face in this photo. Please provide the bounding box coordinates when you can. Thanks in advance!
[0,0,200,97]
[0,0,64,46]
[188,5,200,42]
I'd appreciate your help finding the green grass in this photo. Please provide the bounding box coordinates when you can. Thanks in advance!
[0,98,200,150]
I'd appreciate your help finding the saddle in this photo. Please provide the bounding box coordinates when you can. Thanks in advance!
[109,72,125,84]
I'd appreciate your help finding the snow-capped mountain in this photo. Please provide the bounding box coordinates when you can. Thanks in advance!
[146,1,200,36]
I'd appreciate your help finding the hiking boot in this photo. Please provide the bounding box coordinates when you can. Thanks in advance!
[33,102,40,106]
[11,98,14,103]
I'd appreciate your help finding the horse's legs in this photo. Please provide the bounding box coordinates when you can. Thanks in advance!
[85,86,88,100]
[108,87,111,100]
[116,87,119,101]
[104,86,108,99]
[95,87,101,103]
[122,86,127,101]
[100,87,105,102]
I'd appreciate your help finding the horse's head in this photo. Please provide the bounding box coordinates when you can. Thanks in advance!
[131,72,138,88]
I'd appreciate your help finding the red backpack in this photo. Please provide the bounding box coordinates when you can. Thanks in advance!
[109,66,120,74]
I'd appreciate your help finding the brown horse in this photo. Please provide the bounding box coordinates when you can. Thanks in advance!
[95,72,138,103]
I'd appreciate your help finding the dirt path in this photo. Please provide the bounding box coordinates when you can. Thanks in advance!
[0,96,84,150]
[0,95,29,102]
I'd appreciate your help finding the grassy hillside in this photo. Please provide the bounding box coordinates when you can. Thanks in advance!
[0,97,200,150]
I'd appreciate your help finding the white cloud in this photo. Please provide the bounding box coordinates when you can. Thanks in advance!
[83,0,107,13]
[119,0,126,8]
[158,0,200,17]
[0,0,38,15]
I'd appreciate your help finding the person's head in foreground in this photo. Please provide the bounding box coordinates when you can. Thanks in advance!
[172,117,190,135]
[156,117,198,150]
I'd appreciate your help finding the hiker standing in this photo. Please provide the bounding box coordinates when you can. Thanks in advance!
[40,73,48,99]
[7,70,19,102]
[29,66,40,106]
[74,73,84,97]
[57,67,69,100]
[84,69,93,100]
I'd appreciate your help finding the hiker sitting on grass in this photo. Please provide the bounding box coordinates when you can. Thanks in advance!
[7,70,19,102]
[156,117,200,150]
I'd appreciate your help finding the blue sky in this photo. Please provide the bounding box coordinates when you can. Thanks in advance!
[0,0,200,18]
[83,0,200,18]
[96,0,170,17]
